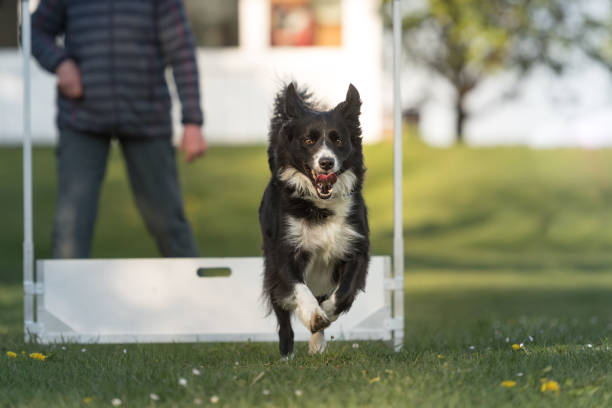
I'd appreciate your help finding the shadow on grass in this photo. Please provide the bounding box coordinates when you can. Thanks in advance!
[405,286,612,352]
[2,283,610,349]
[402,254,612,273]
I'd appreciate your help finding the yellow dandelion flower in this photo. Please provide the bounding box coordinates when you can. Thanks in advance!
[541,380,560,393]
[83,397,93,404]
[437,354,445,359]
[511,344,520,350]
[29,352,46,361]
[500,380,517,388]
[6,351,17,358]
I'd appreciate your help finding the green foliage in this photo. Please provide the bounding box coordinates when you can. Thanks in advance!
[578,6,612,73]
[383,0,577,140]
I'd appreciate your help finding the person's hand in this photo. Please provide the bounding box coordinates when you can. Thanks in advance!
[56,59,83,99]
[180,124,208,162]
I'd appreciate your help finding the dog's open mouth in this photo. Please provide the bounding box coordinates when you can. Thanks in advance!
[306,167,338,199]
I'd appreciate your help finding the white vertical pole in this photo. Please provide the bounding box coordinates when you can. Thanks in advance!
[22,0,35,343]
[392,0,404,351]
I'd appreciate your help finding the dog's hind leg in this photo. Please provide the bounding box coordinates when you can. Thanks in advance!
[308,330,327,355]
[273,303,294,359]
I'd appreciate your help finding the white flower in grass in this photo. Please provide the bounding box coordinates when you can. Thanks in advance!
[61,346,66,351]
[262,389,270,396]
[469,345,475,351]
[149,393,159,401]
[210,395,219,404]
[123,349,127,354]
[352,343,359,349]
[111,398,122,406]
[235,361,239,366]
[81,348,87,353]
[178,377,188,387]
[295,389,303,397]
[517,372,524,377]
[586,344,593,348]
[192,368,201,375]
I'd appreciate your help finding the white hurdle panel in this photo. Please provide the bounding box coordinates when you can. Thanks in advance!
[26,256,402,344]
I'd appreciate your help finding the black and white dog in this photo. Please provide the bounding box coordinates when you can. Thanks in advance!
[259,82,369,358]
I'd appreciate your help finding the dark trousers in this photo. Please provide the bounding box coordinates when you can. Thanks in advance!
[52,129,199,258]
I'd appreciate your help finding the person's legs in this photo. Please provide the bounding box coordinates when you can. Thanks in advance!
[53,130,111,258]
[120,137,199,257]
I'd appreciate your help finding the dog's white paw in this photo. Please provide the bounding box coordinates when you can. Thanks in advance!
[280,353,294,362]
[294,284,331,332]
[321,299,339,322]
[308,331,327,355]
[309,309,331,332]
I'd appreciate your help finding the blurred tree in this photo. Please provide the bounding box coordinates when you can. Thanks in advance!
[579,6,612,76]
[383,0,577,143]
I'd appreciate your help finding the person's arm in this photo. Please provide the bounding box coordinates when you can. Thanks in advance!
[31,0,83,99]
[157,0,207,162]
[31,0,68,73]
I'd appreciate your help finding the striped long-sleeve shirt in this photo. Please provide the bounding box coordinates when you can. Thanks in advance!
[32,0,203,138]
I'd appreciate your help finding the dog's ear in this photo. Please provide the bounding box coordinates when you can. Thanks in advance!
[284,82,305,119]
[335,84,362,136]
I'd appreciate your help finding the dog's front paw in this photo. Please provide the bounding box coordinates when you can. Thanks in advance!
[321,299,339,322]
[308,331,327,355]
[310,311,331,333]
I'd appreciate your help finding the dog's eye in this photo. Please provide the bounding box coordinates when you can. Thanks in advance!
[329,131,342,146]
[304,130,320,145]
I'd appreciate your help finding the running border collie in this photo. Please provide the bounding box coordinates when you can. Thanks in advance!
[259,82,369,358]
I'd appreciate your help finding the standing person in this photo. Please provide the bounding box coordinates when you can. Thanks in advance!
[31,0,206,258]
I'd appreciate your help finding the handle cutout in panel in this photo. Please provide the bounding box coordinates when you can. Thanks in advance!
[196,267,231,278]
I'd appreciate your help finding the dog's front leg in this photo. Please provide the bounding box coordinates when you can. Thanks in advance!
[280,255,331,333]
[321,253,369,321]
[293,283,331,333]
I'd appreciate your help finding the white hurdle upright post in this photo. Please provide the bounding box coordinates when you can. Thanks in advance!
[21,0,37,343]
[392,0,405,351]
[22,0,401,348]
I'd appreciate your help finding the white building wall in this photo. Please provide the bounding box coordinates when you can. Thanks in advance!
[0,0,383,145]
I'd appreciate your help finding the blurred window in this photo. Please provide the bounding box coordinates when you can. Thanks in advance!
[271,0,342,47]
[184,0,239,47]
[0,0,18,47]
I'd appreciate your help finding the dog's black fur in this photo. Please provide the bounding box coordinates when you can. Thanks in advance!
[259,82,370,357]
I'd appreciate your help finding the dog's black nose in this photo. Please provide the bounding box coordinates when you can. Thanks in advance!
[319,157,335,171]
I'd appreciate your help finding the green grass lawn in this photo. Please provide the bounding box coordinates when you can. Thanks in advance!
[1,135,611,407]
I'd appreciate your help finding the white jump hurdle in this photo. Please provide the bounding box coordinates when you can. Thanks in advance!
[21,0,405,349]
[26,256,400,344]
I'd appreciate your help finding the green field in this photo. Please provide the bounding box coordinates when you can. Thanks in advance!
[1,136,611,407]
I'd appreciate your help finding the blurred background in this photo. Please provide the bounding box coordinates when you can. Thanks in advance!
[1,0,611,365]
[1,0,612,147]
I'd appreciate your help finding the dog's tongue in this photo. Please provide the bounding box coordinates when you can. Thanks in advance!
[316,173,338,185]
[315,173,337,196]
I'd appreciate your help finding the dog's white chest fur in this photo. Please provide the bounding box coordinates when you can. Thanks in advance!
[285,197,362,296]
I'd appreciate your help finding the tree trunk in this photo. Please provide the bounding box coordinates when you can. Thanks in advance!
[455,95,466,144]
